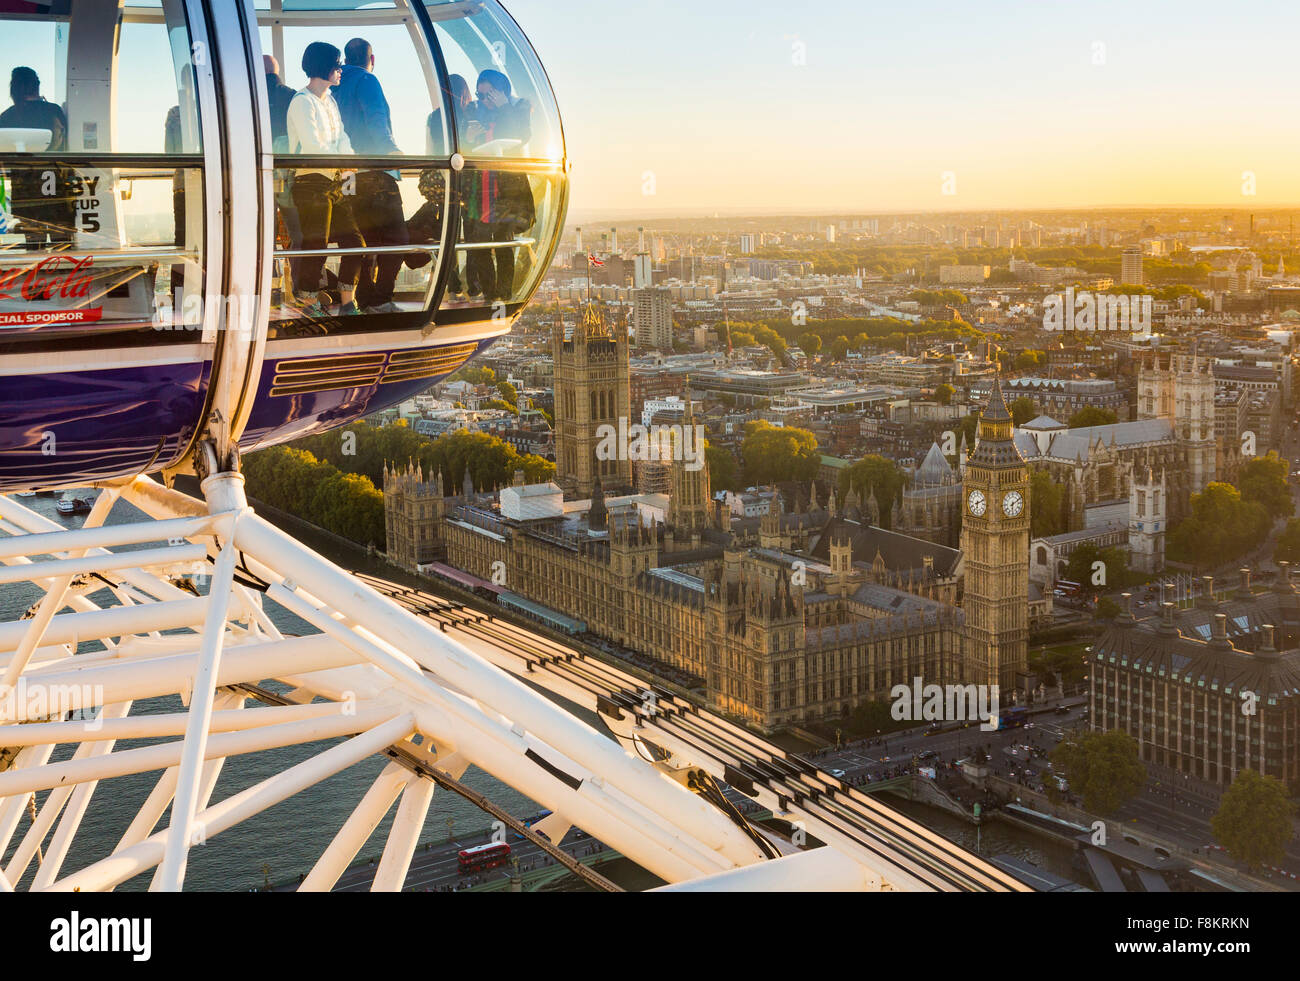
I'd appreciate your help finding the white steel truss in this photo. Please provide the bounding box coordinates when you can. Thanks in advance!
[0,457,1029,892]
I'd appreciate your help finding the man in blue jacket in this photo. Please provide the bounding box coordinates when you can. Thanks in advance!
[334,38,409,314]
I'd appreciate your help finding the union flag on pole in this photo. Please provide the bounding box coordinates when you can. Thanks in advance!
[588,254,605,266]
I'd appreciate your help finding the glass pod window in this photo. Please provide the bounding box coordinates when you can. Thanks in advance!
[424,0,564,162]
[0,0,206,348]
[258,0,454,329]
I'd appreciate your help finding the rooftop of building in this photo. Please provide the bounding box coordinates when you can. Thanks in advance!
[1095,579,1300,699]
[809,516,962,579]
[1014,418,1176,462]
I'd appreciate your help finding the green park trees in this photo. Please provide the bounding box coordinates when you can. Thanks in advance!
[705,442,742,493]
[289,421,554,493]
[1049,729,1146,815]
[1167,482,1270,569]
[242,447,385,548]
[242,425,557,550]
[451,365,495,386]
[1010,397,1037,426]
[1275,518,1300,565]
[1064,543,1138,598]
[495,380,519,409]
[740,421,820,485]
[1067,406,1118,429]
[1029,469,1064,538]
[1211,769,1295,871]
[1238,451,1294,520]
[1013,349,1047,372]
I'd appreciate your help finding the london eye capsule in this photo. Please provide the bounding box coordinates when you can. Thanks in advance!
[0,0,568,491]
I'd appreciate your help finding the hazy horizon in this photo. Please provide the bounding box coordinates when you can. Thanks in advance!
[507,0,1300,215]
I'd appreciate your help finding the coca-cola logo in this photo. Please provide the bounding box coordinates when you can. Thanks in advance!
[0,255,96,302]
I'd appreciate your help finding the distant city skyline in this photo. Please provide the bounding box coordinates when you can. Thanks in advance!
[508,0,1300,214]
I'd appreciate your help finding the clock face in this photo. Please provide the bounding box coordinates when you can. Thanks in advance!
[1003,491,1025,518]
[967,490,987,517]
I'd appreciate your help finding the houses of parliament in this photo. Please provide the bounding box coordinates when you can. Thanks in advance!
[384,306,1032,732]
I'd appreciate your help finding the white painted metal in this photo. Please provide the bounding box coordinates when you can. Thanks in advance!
[302,764,415,893]
[0,466,1019,893]
[159,474,246,891]
[652,846,885,892]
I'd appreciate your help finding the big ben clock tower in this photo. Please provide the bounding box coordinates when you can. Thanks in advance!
[960,378,1030,695]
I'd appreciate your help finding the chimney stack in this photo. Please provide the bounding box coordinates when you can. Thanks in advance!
[1159,601,1179,634]
[1238,567,1252,598]
[1118,592,1136,625]
[1276,561,1293,593]
[1198,575,1216,609]
[1210,612,1231,649]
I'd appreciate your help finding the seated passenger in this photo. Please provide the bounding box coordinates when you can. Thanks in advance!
[286,42,365,317]
[0,67,74,251]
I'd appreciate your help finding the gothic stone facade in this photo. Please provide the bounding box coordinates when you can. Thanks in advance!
[553,305,632,498]
[383,462,450,571]
[442,505,969,731]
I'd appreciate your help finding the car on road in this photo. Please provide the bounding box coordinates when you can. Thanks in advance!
[1055,705,1070,715]
[828,767,847,779]
[918,750,938,761]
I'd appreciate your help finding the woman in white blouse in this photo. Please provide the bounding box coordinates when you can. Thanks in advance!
[287,42,364,317]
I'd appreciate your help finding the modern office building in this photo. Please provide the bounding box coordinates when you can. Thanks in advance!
[1093,574,1300,793]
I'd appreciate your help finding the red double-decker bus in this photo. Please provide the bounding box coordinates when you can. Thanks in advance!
[458,841,511,875]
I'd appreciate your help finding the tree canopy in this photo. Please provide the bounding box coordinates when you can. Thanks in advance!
[289,421,554,493]
[1167,482,1270,569]
[1211,769,1295,871]
[495,380,518,408]
[1067,406,1118,429]
[1010,397,1037,426]
[242,446,385,548]
[706,442,742,493]
[1030,470,1064,538]
[1275,517,1300,565]
[1063,543,1138,596]
[740,421,820,485]
[1049,729,1146,815]
[1238,452,1294,520]
[451,365,495,386]
[1013,349,1047,372]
